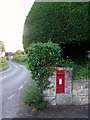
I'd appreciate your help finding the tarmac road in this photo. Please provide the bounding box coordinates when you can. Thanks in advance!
[0,61,31,118]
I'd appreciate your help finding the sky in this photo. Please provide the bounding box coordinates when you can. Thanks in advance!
[0,0,35,52]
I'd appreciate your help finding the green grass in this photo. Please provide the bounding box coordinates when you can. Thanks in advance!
[0,57,9,71]
[22,81,48,110]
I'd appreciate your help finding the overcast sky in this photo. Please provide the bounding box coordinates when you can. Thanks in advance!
[0,0,35,52]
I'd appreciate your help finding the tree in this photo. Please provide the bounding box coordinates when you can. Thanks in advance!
[14,50,24,56]
[0,41,5,56]
[23,2,89,59]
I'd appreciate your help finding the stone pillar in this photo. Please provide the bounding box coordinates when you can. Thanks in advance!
[43,67,73,105]
[56,67,72,105]
[43,72,56,105]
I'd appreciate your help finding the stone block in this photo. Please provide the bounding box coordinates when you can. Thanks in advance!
[88,89,90,95]
[43,89,56,97]
[73,90,77,96]
[65,88,72,94]
[80,97,88,105]
[45,97,56,105]
[73,82,81,90]
[88,82,90,88]
[77,89,84,96]
[56,94,72,105]
[81,82,88,89]
[83,88,88,96]
[80,95,86,99]
[50,99,56,105]
[88,96,90,103]
[72,96,81,105]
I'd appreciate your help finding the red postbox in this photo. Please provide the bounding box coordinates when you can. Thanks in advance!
[56,70,65,93]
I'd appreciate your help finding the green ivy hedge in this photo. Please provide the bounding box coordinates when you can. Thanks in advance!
[27,41,61,90]
[25,41,61,109]
[24,41,61,109]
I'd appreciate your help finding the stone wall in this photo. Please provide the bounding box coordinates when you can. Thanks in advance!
[44,67,73,105]
[56,67,72,105]
[72,80,89,105]
[44,67,90,105]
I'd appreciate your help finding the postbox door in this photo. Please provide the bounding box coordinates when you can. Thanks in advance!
[56,70,65,93]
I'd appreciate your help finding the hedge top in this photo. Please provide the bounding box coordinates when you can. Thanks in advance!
[23,2,88,52]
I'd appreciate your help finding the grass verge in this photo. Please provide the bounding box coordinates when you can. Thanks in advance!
[0,57,9,72]
[22,81,48,110]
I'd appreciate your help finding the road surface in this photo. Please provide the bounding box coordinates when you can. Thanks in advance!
[0,61,31,118]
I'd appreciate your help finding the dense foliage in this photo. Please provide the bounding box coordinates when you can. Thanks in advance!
[27,41,61,90]
[12,55,28,68]
[12,55,27,63]
[61,59,90,80]
[23,41,61,109]
[14,50,25,56]
[23,2,89,56]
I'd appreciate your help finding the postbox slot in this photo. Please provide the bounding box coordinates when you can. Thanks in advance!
[57,74,64,76]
